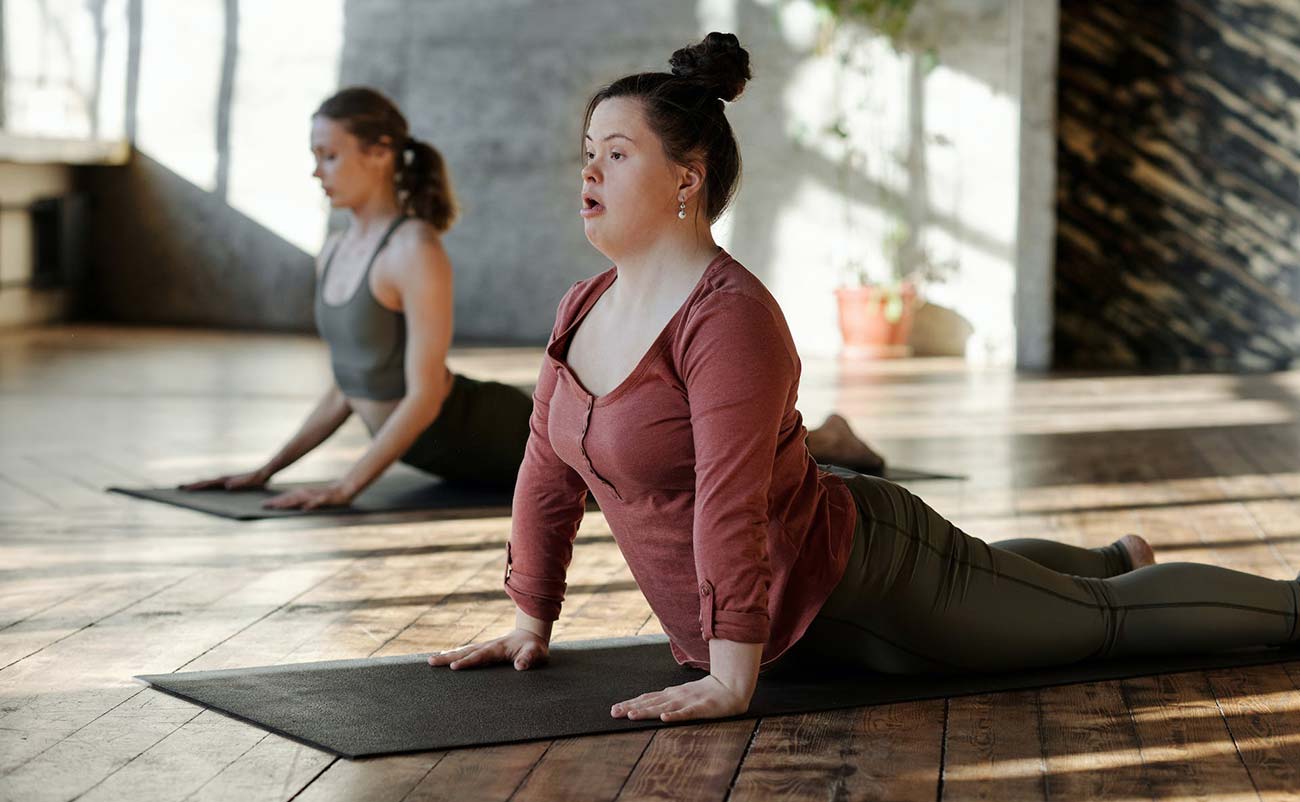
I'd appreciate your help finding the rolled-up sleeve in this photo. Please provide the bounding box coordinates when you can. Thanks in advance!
[680,291,797,644]
[505,293,591,622]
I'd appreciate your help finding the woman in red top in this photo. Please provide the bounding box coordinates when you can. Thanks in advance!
[430,34,1300,722]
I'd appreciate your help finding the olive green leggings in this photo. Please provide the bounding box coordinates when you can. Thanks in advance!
[788,469,1300,674]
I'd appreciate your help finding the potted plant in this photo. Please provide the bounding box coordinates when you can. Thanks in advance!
[834,219,922,358]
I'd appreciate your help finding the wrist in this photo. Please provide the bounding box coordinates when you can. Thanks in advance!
[515,609,553,642]
[707,639,762,701]
[333,475,364,499]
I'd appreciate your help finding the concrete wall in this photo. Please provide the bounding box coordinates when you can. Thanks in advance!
[5,0,1055,365]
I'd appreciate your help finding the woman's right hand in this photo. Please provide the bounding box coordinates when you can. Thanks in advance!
[179,468,271,492]
[427,629,550,671]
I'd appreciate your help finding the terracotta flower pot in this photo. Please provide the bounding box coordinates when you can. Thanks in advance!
[835,282,919,358]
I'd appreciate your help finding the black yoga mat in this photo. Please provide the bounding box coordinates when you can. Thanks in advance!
[137,634,1300,758]
[110,472,526,520]
[109,465,957,520]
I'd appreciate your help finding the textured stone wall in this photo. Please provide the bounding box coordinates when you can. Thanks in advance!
[1055,1,1300,371]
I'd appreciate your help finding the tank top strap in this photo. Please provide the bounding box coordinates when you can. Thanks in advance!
[364,215,410,276]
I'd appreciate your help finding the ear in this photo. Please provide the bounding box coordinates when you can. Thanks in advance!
[365,135,396,164]
[676,160,706,202]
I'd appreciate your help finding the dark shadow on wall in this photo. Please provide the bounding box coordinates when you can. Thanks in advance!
[79,152,316,330]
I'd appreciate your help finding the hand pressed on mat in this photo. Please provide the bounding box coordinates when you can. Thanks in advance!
[612,638,761,723]
[610,674,750,722]
[428,610,553,672]
[179,468,270,492]
[261,482,354,511]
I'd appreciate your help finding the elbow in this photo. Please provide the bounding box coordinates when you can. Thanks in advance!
[402,387,447,426]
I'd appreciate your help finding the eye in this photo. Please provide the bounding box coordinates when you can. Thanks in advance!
[610,151,623,161]
[584,151,595,162]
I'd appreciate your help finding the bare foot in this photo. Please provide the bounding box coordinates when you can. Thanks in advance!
[1118,534,1156,570]
[807,413,886,473]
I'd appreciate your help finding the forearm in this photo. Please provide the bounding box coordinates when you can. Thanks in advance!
[263,387,353,475]
[708,639,762,703]
[336,390,445,497]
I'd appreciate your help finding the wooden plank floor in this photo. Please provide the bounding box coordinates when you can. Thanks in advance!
[2,324,1300,801]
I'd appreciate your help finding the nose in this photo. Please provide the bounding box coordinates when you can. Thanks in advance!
[581,160,599,184]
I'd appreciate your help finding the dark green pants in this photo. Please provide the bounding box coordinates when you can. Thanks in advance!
[787,468,1300,674]
[399,374,533,488]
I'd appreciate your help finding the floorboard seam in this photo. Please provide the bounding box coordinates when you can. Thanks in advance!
[611,730,657,801]
[394,753,450,802]
[934,698,950,802]
[62,706,206,801]
[0,570,195,672]
[720,718,761,802]
[287,756,341,802]
[1208,676,1263,800]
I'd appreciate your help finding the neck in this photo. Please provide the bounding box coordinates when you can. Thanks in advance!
[609,224,721,299]
[347,187,402,236]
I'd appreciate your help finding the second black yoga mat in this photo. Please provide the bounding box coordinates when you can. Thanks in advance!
[109,465,958,520]
[137,634,1300,758]
[109,472,524,520]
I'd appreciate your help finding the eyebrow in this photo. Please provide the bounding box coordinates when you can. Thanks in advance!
[583,133,635,143]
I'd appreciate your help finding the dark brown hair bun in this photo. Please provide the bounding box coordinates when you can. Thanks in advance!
[668,32,751,102]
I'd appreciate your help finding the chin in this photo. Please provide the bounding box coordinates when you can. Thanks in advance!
[582,226,617,260]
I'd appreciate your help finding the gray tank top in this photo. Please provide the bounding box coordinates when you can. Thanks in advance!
[313,217,409,400]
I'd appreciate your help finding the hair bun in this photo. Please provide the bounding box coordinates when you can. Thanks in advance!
[668,32,751,102]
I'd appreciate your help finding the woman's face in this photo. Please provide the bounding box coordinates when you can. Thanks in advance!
[310,116,392,209]
[581,97,697,258]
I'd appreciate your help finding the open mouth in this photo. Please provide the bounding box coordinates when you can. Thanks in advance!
[581,196,605,217]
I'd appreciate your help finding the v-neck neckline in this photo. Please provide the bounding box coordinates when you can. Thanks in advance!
[552,249,730,406]
[318,217,407,309]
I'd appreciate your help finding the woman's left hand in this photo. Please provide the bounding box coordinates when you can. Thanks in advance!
[262,482,354,510]
[610,675,751,723]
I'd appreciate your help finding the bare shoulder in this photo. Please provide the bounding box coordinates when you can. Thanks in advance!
[384,219,451,281]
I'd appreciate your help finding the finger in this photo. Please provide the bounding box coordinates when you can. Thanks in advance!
[660,703,703,722]
[428,645,474,666]
[180,479,219,491]
[613,691,672,719]
[262,494,302,510]
[628,697,680,720]
[611,691,661,715]
[450,644,502,670]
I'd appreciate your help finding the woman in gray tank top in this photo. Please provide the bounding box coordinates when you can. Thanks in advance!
[183,86,886,510]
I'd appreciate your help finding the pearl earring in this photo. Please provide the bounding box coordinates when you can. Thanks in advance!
[677,200,687,220]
